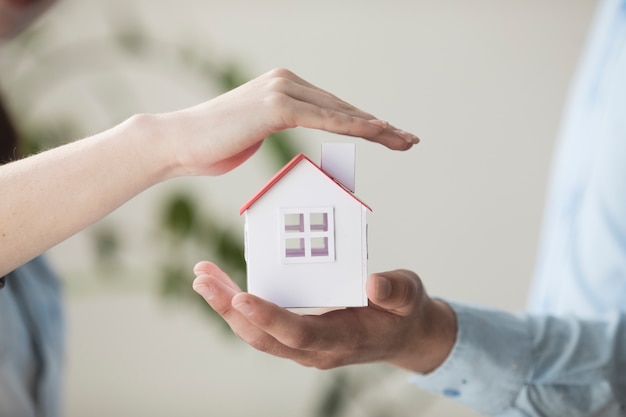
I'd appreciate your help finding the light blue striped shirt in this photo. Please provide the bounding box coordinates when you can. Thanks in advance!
[413,0,626,415]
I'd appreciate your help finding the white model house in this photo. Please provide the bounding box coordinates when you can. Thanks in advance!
[240,143,370,308]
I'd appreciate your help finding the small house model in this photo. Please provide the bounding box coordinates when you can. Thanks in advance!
[240,143,371,308]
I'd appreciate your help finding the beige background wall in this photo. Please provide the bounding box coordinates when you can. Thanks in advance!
[2,1,598,416]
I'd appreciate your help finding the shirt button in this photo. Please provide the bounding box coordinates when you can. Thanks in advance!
[0,276,5,289]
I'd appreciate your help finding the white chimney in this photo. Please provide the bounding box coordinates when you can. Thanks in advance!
[321,143,356,192]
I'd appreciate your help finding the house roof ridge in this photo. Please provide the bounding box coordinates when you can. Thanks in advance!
[239,152,372,215]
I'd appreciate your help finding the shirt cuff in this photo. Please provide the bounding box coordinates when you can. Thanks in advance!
[410,301,532,416]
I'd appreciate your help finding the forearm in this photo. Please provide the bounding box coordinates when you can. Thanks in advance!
[0,113,173,276]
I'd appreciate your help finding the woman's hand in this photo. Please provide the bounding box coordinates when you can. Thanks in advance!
[192,262,456,374]
[160,67,419,176]
[0,67,418,277]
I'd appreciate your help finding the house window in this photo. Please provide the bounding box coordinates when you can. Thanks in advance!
[280,208,335,263]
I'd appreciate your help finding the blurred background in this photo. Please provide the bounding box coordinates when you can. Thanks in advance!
[0,0,597,416]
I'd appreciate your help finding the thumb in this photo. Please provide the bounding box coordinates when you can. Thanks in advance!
[366,270,423,316]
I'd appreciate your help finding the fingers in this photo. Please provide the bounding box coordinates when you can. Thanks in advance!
[231,292,349,352]
[192,263,305,360]
[258,68,420,150]
[192,262,362,366]
[193,261,240,292]
[229,286,423,368]
[273,98,415,151]
[192,261,431,371]
[366,270,424,316]
[193,273,239,316]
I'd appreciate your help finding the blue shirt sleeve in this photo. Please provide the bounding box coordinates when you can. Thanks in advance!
[411,302,626,416]
[0,257,64,417]
[410,0,626,415]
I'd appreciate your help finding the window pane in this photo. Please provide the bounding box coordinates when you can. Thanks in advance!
[310,212,328,231]
[285,238,305,257]
[310,237,329,257]
[284,213,304,233]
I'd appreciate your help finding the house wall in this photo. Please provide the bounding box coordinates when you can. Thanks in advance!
[245,160,368,308]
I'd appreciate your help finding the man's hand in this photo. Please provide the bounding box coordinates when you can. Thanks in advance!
[192,261,456,374]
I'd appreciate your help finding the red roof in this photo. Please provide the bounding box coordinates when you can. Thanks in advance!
[240,153,372,215]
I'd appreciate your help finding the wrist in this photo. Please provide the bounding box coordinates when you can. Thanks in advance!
[420,299,458,373]
[392,298,457,374]
[118,112,182,183]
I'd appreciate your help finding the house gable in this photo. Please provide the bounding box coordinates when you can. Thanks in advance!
[240,154,371,215]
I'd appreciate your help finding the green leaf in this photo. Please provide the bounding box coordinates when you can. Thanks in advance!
[316,372,348,417]
[217,64,247,90]
[162,194,197,238]
[264,131,300,166]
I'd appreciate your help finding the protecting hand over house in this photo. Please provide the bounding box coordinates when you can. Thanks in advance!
[192,261,457,374]
[0,67,419,277]
[161,67,420,177]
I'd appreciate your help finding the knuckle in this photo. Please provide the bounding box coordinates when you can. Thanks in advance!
[318,107,340,125]
[262,92,296,129]
[263,89,290,110]
[318,106,335,118]
[251,308,277,329]
[266,67,294,79]
[265,75,291,93]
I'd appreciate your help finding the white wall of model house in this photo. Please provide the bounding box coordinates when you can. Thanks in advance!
[243,152,369,308]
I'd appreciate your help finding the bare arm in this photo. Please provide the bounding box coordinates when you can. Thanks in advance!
[0,68,418,276]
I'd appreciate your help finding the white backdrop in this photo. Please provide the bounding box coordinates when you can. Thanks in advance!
[4,0,598,416]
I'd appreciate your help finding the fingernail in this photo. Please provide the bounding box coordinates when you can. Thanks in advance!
[376,276,392,300]
[192,281,214,301]
[394,129,420,144]
[233,300,255,316]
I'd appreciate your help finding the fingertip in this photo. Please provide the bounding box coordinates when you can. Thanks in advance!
[367,270,421,315]
[393,129,420,145]
[193,261,232,283]
[193,260,216,276]
[376,133,416,152]
[232,291,249,305]
[192,274,215,300]
[192,274,205,288]
[376,275,393,300]
[363,119,419,151]
[192,273,211,288]
[367,274,391,301]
